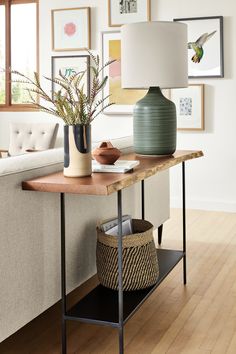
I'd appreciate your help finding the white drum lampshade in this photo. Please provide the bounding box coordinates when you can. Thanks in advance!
[121,21,188,155]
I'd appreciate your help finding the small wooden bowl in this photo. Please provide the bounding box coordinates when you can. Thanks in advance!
[92,142,121,165]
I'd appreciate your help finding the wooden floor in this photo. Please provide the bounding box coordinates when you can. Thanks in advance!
[1,209,236,354]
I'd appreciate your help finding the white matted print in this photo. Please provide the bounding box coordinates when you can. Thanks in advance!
[174,16,224,78]
[51,55,90,99]
[51,7,91,51]
[171,84,204,131]
[108,0,150,27]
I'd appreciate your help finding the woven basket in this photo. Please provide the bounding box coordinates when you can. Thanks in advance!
[96,219,159,291]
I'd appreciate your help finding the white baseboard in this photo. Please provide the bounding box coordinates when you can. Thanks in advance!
[170,197,236,213]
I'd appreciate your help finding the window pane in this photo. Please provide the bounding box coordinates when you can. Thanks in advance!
[11,3,37,104]
[0,5,5,104]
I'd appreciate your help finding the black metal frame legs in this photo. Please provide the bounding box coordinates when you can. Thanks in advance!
[60,193,66,354]
[117,190,124,354]
[158,224,163,245]
[182,162,187,285]
[141,180,145,220]
[59,162,187,354]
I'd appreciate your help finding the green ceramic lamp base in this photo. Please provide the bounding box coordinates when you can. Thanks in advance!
[133,87,177,155]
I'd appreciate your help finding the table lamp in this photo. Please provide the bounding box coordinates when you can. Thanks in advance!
[121,21,188,155]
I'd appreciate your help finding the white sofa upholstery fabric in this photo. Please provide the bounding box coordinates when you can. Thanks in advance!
[8,122,59,156]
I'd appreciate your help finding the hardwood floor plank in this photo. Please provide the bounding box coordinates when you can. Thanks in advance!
[150,294,202,354]
[226,331,236,354]
[211,314,236,354]
[1,209,236,354]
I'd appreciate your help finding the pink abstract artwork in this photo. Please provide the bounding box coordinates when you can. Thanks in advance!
[64,22,77,37]
[109,60,121,78]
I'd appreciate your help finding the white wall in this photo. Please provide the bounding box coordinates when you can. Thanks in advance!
[0,0,235,212]
[157,0,236,212]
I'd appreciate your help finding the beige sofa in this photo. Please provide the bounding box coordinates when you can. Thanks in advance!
[0,137,169,342]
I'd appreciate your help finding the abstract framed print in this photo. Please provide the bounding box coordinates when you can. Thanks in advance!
[174,16,224,78]
[108,0,150,27]
[51,7,91,51]
[51,55,90,99]
[102,31,146,115]
[171,84,204,131]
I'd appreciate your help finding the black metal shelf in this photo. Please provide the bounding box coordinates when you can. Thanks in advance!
[65,249,183,327]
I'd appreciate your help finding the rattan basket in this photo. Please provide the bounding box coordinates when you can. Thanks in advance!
[96,219,159,291]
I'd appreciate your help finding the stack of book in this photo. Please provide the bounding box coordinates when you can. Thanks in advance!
[92,160,139,173]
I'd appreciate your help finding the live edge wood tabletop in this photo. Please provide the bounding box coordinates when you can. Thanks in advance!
[22,150,203,195]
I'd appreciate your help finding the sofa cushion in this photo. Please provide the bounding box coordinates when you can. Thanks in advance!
[9,122,59,155]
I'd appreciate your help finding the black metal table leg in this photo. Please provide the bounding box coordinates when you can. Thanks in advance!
[60,193,67,354]
[141,180,145,220]
[158,224,163,245]
[182,162,187,285]
[117,190,124,354]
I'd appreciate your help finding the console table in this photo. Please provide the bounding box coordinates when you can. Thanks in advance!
[22,150,203,354]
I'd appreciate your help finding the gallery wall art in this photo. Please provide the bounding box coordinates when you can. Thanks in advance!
[102,31,146,114]
[51,55,90,99]
[174,16,224,78]
[171,84,205,131]
[108,0,150,27]
[51,7,91,51]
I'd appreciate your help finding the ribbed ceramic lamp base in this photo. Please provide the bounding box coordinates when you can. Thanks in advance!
[133,87,177,155]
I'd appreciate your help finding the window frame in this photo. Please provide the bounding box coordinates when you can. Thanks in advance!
[0,0,39,111]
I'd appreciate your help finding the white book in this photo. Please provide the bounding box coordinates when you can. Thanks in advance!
[92,160,140,173]
[105,219,133,236]
[100,215,131,232]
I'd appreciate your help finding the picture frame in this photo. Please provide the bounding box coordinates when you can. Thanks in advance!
[108,0,150,27]
[51,7,91,51]
[170,84,204,131]
[174,16,224,78]
[51,55,90,99]
[102,31,147,115]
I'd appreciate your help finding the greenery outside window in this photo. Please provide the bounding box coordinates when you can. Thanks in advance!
[0,0,38,111]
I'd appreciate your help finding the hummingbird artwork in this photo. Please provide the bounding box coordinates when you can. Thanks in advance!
[188,31,217,63]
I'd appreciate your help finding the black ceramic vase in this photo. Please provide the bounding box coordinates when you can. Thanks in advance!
[64,124,91,177]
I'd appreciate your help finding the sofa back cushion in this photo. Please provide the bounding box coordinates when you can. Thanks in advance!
[9,122,59,156]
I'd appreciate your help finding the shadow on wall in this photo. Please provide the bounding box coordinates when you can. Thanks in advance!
[224,16,232,80]
[204,84,215,133]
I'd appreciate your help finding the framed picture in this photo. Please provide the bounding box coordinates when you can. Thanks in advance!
[51,55,90,99]
[102,31,147,115]
[51,7,91,51]
[108,0,150,27]
[174,16,224,78]
[170,84,204,131]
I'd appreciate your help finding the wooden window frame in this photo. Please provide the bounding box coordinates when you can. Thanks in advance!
[0,0,39,111]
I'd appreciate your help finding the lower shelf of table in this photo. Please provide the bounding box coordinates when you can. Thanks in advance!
[65,249,184,327]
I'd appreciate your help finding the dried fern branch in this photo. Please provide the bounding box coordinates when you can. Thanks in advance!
[11,52,116,125]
